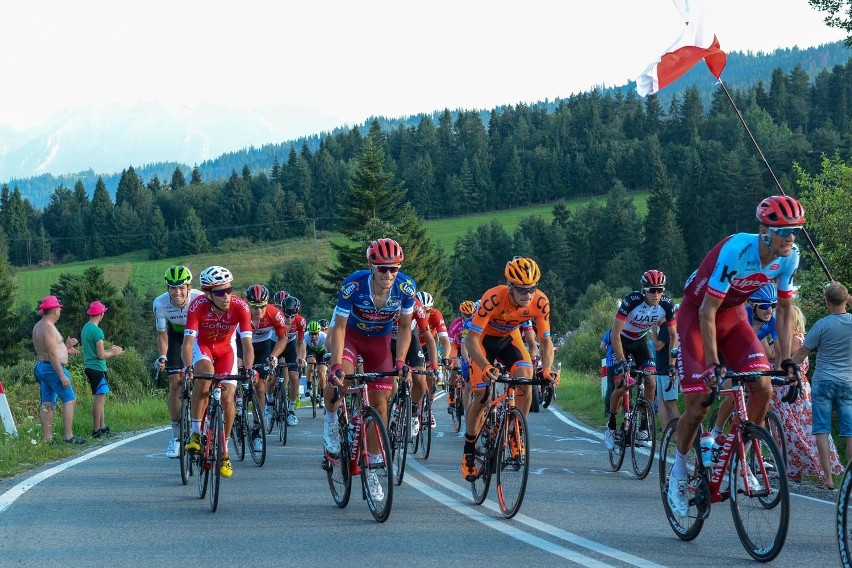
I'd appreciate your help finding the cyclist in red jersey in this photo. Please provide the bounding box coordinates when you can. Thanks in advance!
[666,196,804,516]
[277,296,307,426]
[397,296,440,434]
[240,284,288,428]
[182,265,254,479]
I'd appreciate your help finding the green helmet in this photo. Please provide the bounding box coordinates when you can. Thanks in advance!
[164,265,192,286]
[307,320,321,334]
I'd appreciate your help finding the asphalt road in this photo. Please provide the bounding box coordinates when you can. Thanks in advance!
[0,393,841,567]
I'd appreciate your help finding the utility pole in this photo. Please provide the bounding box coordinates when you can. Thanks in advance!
[311,218,319,264]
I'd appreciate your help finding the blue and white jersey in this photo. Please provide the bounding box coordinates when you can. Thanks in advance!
[333,269,416,337]
[683,233,799,310]
[746,305,778,342]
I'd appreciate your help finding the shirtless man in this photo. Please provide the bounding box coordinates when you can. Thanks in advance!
[32,295,85,444]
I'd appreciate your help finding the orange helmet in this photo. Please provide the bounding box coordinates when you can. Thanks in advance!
[459,300,475,316]
[504,257,541,287]
[756,195,805,227]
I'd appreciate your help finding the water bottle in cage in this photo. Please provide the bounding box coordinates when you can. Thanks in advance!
[235,390,243,413]
[349,414,361,461]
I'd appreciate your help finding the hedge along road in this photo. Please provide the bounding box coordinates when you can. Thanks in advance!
[0,396,839,568]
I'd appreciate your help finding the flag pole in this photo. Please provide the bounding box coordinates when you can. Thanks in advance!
[717,79,834,282]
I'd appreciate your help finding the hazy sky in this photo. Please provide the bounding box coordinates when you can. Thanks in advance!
[0,0,845,136]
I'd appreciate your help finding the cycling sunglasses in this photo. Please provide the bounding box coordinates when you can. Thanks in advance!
[752,301,777,310]
[769,226,802,238]
[284,311,298,318]
[644,287,665,294]
[512,285,537,296]
[209,287,233,297]
[248,302,267,309]
[374,265,400,274]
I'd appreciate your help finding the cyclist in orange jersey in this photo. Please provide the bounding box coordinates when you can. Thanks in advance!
[461,257,559,481]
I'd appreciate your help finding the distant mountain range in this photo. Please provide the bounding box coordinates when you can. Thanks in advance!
[3,41,850,209]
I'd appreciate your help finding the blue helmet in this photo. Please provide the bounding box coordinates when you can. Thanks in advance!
[750,283,777,304]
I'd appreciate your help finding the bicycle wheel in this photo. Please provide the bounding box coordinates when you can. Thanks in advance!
[608,414,627,472]
[419,394,432,459]
[390,395,410,486]
[542,384,554,408]
[231,408,246,462]
[630,399,656,479]
[310,371,318,419]
[360,406,394,522]
[471,420,493,505]
[838,461,852,568]
[765,410,788,471]
[196,428,209,500]
[496,408,530,518]
[179,396,191,485]
[208,405,223,512]
[277,384,288,445]
[730,423,789,562]
[325,416,352,508]
[409,400,420,455]
[529,385,540,413]
[450,383,463,433]
[248,390,266,467]
[659,418,706,541]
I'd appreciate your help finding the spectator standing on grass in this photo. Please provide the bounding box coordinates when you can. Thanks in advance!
[792,281,852,490]
[81,300,124,439]
[653,318,680,430]
[32,295,85,444]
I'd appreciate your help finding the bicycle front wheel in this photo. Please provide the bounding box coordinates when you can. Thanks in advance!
[390,395,410,486]
[325,417,352,508]
[310,373,318,419]
[419,394,432,459]
[179,396,191,485]
[360,406,394,522]
[208,405,223,512]
[450,382,463,433]
[248,390,266,467]
[277,385,288,445]
[471,419,493,505]
[730,423,789,562]
[231,409,246,462]
[608,419,626,472]
[838,460,852,568]
[630,399,656,479]
[659,418,706,541]
[765,410,788,471]
[496,408,530,518]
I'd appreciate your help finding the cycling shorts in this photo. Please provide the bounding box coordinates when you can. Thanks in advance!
[343,332,393,391]
[163,329,184,375]
[469,330,532,391]
[193,339,239,381]
[390,330,425,368]
[282,341,300,372]
[610,335,656,375]
[677,302,769,395]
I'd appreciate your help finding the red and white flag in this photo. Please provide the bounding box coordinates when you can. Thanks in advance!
[635,0,727,96]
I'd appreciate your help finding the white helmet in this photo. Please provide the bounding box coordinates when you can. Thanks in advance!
[199,265,233,289]
[416,291,434,308]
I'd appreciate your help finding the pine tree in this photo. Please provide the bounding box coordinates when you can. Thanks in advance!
[90,177,114,258]
[183,206,210,255]
[6,187,31,266]
[148,206,169,259]
[0,227,19,357]
[190,164,202,185]
[171,167,187,190]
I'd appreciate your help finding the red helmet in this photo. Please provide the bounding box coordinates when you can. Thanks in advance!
[641,270,666,288]
[366,238,404,265]
[756,195,805,227]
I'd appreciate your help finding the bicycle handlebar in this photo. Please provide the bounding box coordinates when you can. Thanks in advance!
[701,368,801,408]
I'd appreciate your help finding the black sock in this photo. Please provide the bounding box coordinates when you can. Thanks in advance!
[463,434,476,454]
[607,414,616,430]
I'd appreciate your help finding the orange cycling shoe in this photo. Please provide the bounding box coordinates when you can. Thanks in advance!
[461,452,479,481]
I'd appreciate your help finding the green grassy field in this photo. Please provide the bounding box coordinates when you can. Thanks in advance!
[12,192,648,307]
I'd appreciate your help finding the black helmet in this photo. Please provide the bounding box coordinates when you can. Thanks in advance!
[282,296,301,316]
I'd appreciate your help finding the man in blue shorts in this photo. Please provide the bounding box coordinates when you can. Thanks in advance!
[32,295,86,444]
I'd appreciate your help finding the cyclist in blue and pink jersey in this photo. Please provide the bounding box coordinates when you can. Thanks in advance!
[446,301,473,409]
[182,265,254,479]
[667,196,804,517]
[324,238,417,501]
[605,269,678,450]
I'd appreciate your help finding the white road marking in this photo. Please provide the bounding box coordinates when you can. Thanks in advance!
[0,427,167,514]
[406,458,670,567]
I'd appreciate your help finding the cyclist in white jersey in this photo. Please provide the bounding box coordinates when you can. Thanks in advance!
[153,265,203,458]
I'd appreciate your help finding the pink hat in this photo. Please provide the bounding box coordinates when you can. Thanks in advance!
[87,300,108,316]
[38,295,63,313]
